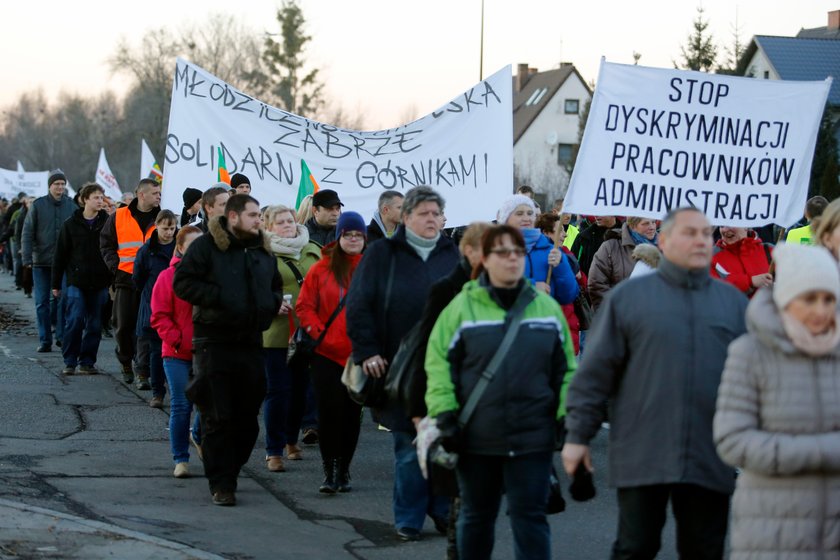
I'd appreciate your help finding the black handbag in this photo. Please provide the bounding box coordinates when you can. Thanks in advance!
[287,295,346,371]
[383,322,424,407]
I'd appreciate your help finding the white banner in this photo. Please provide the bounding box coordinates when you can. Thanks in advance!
[0,168,49,200]
[564,60,831,227]
[95,148,123,201]
[162,58,513,226]
[140,139,163,183]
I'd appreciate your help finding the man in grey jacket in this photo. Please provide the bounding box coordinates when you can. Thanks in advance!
[22,172,76,352]
[562,207,748,560]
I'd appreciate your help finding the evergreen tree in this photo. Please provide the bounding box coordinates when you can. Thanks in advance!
[677,7,718,72]
[814,109,840,200]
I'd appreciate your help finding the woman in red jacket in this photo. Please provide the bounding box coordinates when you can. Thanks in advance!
[296,211,366,494]
[710,226,773,297]
[150,226,203,479]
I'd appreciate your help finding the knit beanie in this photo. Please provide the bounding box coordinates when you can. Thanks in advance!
[336,211,366,237]
[497,194,536,225]
[182,187,202,208]
[230,173,250,189]
[773,243,840,310]
[47,172,66,187]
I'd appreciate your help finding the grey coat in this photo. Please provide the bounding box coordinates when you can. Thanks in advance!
[21,193,76,267]
[565,257,748,494]
[714,289,840,559]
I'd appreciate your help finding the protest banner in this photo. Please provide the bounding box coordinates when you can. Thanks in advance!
[162,58,513,226]
[95,148,123,201]
[564,60,832,227]
[0,167,49,200]
[140,139,163,183]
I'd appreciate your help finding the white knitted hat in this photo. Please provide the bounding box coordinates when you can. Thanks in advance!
[497,194,536,225]
[772,243,840,310]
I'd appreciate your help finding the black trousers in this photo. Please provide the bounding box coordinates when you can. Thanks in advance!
[112,285,139,367]
[193,341,266,493]
[309,354,362,466]
[612,484,730,560]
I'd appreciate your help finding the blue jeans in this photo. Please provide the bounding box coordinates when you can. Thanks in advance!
[62,286,107,367]
[33,267,65,346]
[392,430,449,531]
[163,357,193,464]
[263,348,293,456]
[456,451,553,560]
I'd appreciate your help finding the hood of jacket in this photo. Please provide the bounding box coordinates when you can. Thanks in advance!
[208,215,271,253]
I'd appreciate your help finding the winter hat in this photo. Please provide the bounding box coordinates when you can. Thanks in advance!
[497,194,536,225]
[182,187,202,208]
[773,243,840,310]
[47,172,66,187]
[230,173,250,189]
[336,211,366,237]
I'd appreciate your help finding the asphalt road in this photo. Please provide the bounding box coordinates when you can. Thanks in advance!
[0,270,681,559]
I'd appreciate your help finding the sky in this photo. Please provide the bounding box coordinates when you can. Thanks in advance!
[1,1,837,130]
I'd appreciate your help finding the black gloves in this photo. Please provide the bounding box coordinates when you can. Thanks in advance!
[435,410,461,453]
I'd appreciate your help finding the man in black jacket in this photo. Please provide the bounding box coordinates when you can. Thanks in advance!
[305,189,342,247]
[570,215,622,279]
[52,183,112,375]
[367,191,404,243]
[174,194,284,507]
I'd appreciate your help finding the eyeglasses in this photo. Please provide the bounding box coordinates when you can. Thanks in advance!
[341,232,365,240]
[489,247,526,258]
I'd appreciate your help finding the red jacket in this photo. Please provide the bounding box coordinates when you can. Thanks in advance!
[710,235,772,296]
[561,247,586,354]
[296,250,362,366]
[151,256,194,360]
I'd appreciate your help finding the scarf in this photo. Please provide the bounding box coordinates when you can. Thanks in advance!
[405,227,439,262]
[629,229,658,246]
[265,225,311,260]
[781,311,840,357]
[521,228,542,252]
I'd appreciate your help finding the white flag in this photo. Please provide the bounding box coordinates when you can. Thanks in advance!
[95,148,123,200]
[140,139,163,183]
[16,161,24,174]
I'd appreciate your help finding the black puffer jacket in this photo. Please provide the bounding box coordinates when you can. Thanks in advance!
[51,209,112,290]
[305,217,336,247]
[173,216,283,345]
[347,225,459,432]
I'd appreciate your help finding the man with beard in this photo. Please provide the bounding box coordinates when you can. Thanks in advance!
[173,194,284,506]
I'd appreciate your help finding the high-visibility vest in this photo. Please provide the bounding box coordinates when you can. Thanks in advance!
[115,207,156,274]
[785,224,812,245]
[563,224,580,250]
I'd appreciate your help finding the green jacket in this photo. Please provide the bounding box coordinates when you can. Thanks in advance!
[425,278,577,456]
[262,241,322,348]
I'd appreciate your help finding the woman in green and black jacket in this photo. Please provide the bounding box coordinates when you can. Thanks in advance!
[425,224,576,560]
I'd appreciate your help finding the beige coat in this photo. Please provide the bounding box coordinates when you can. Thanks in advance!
[587,223,637,310]
[714,288,840,559]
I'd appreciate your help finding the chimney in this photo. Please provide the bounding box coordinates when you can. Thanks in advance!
[528,67,538,77]
[829,10,840,29]
[516,63,530,92]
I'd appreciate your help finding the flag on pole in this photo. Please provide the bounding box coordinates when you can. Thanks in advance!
[95,148,123,201]
[217,147,230,184]
[296,159,320,210]
[16,161,24,174]
[140,139,163,184]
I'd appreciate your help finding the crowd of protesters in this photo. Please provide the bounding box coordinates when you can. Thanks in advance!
[1,172,840,560]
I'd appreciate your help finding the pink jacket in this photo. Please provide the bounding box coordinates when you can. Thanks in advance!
[150,256,193,360]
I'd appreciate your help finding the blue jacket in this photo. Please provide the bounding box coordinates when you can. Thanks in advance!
[523,229,579,305]
[133,230,175,337]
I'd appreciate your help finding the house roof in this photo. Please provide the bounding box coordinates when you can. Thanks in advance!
[512,65,590,143]
[797,26,840,40]
[737,35,840,105]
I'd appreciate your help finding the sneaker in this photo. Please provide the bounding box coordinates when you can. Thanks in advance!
[173,463,190,478]
[78,365,100,375]
[36,344,51,353]
[190,432,203,461]
[266,456,285,472]
[301,428,319,445]
[121,364,134,384]
[55,339,62,348]
[396,527,420,542]
[149,395,164,409]
[102,327,113,338]
[135,376,151,390]
[212,490,236,506]
[61,365,75,375]
[285,444,303,461]
[431,515,448,535]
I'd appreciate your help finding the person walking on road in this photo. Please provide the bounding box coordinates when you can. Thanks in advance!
[173,194,284,506]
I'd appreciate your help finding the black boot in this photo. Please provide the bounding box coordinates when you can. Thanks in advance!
[336,458,352,493]
[319,458,337,494]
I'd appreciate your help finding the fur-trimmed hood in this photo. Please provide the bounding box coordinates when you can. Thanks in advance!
[631,243,662,269]
[208,215,272,253]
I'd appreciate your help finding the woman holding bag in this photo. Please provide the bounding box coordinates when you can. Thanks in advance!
[296,211,366,494]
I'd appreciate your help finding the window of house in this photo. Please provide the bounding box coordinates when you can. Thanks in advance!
[557,144,574,166]
[763,71,770,79]
[564,99,579,114]
[526,88,549,106]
